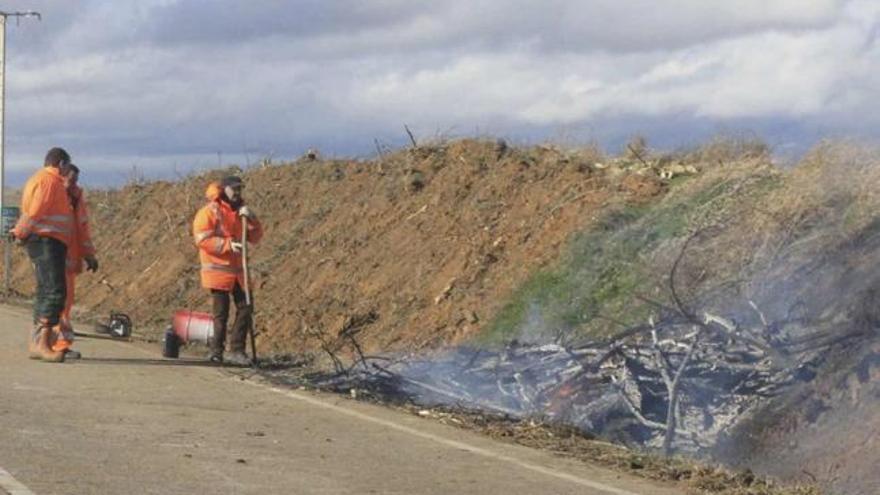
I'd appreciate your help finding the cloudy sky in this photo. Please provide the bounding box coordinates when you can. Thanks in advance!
[1,0,879,185]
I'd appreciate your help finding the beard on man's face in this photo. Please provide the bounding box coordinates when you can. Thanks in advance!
[222,192,243,209]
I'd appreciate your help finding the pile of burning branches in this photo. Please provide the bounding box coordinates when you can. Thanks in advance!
[280,228,869,456]
[295,298,864,456]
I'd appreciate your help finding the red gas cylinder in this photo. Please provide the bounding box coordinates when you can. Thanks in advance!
[172,310,215,344]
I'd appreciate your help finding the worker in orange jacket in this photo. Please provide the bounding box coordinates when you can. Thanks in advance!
[192,176,262,366]
[53,164,99,357]
[9,147,75,363]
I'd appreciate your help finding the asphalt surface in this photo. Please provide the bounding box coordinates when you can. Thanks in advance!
[0,305,682,495]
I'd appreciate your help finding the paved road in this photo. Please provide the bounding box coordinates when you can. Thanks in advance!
[0,305,682,495]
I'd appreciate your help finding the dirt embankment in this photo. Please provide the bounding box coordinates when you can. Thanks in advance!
[1,139,664,355]
[9,136,874,493]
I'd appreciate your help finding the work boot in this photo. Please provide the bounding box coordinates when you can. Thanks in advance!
[27,328,41,360]
[64,349,82,360]
[36,326,65,363]
[224,350,251,367]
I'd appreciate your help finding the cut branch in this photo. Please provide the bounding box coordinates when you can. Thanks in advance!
[404,124,418,148]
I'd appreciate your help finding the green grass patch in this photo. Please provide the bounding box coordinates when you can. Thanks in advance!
[478,172,781,345]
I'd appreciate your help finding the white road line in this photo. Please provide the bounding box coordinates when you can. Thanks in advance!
[247,380,649,495]
[107,331,656,494]
[0,467,36,495]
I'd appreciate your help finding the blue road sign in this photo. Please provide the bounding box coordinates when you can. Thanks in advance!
[1,206,20,233]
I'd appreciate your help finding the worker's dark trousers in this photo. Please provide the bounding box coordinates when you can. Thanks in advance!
[26,236,67,327]
[210,282,252,355]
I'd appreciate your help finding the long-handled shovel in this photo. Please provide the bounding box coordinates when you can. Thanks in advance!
[241,215,258,367]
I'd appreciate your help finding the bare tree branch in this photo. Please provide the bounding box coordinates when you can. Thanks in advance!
[404,124,418,148]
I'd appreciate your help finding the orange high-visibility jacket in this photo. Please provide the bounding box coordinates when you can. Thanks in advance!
[65,185,96,274]
[192,182,263,291]
[12,167,74,246]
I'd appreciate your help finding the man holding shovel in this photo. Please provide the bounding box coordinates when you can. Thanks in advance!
[192,176,262,366]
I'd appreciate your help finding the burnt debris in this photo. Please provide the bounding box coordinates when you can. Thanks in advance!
[265,304,868,456]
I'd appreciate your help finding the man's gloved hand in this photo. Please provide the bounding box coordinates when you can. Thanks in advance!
[238,206,255,219]
[230,241,243,254]
[84,255,99,272]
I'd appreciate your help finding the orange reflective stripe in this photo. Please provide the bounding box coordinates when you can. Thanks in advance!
[201,263,241,274]
[19,213,73,235]
[32,223,72,234]
[44,214,73,222]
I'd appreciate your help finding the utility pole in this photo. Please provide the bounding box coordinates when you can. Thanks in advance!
[0,10,40,291]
